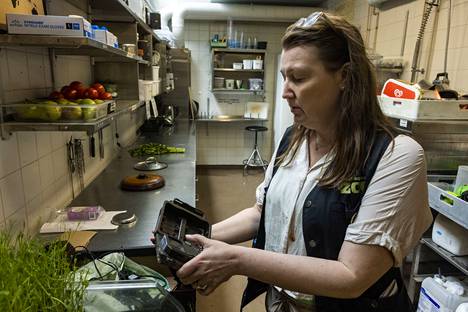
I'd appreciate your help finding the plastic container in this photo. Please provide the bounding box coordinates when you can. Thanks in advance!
[417,275,468,312]
[139,79,153,101]
[152,65,160,79]
[151,80,161,96]
[225,79,235,90]
[66,206,103,221]
[5,100,112,122]
[243,59,253,70]
[233,63,243,69]
[253,59,263,70]
[248,78,263,91]
[428,182,468,229]
[214,76,225,89]
[432,214,468,256]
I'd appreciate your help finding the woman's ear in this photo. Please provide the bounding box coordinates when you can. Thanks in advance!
[335,62,350,90]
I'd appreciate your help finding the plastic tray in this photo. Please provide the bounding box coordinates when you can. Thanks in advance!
[428,182,468,229]
[3,100,114,122]
[378,96,468,120]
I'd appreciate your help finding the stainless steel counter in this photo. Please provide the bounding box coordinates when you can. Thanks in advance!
[69,120,196,256]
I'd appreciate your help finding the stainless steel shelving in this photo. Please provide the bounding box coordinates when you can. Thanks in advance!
[0,35,149,64]
[196,115,267,122]
[212,48,267,54]
[421,238,468,275]
[213,69,264,73]
[0,100,142,138]
[211,88,265,94]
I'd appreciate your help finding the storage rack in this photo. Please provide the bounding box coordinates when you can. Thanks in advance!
[0,0,170,140]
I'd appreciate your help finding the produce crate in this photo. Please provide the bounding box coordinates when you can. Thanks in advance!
[378,96,468,120]
[428,182,468,229]
[2,100,114,122]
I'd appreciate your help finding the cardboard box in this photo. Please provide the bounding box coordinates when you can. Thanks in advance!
[93,29,118,48]
[7,14,92,38]
[107,31,118,48]
[0,0,44,27]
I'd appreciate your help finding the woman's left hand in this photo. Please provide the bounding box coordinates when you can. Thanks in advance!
[176,234,240,295]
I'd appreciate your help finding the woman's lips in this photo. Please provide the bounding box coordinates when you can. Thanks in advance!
[290,106,302,114]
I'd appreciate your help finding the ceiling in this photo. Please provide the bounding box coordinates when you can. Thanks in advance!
[210,0,325,7]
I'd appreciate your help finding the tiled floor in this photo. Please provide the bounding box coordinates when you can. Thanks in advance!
[196,165,266,312]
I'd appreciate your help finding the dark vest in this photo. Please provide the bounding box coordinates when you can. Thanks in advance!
[241,127,413,312]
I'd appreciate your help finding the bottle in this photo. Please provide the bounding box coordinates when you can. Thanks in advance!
[247,37,252,49]
[253,37,257,49]
[240,31,244,49]
[227,18,233,48]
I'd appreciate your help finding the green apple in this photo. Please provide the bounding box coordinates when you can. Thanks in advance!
[81,99,96,105]
[40,100,61,121]
[94,99,104,104]
[16,105,42,120]
[57,99,69,105]
[61,102,82,120]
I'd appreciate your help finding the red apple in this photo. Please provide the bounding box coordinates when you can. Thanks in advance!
[70,81,84,91]
[84,88,99,100]
[63,88,78,100]
[91,83,105,94]
[100,92,112,100]
[49,91,64,100]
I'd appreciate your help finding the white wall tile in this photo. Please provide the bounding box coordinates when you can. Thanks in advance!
[39,154,55,190]
[17,132,38,166]
[0,133,20,178]
[27,52,46,89]
[51,132,66,151]
[36,132,52,158]
[6,49,29,90]
[21,161,41,203]
[52,147,68,181]
[0,171,25,218]
[4,207,27,235]
[26,193,44,234]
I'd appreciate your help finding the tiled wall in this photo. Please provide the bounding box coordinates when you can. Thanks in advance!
[0,47,141,235]
[185,21,292,165]
[335,0,468,91]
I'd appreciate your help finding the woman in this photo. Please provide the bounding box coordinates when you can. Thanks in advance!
[177,12,432,311]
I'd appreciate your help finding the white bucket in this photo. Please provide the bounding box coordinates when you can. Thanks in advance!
[253,59,263,70]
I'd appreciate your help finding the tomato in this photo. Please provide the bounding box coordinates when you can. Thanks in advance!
[84,88,99,100]
[100,92,112,100]
[91,83,105,94]
[49,91,64,100]
[60,85,70,94]
[63,88,78,100]
[69,81,84,91]
[76,87,86,99]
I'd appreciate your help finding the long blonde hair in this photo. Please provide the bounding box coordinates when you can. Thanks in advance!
[277,12,395,188]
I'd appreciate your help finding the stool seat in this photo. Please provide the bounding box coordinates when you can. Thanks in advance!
[245,126,268,132]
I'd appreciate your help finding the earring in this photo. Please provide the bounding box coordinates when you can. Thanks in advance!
[340,86,345,91]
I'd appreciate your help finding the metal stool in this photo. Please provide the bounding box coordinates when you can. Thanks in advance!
[243,126,268,174]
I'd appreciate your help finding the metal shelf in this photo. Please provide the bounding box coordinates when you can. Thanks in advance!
[0,35,149,64]
[421,238,468,275]
[196,115,267,122]
[212,89,265,94]
[212,48,266,54]
[214,68,264,73]
[1,100,142,138]
[89,0,163,43]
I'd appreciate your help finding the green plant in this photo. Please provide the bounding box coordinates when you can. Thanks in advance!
[0,231,88,311]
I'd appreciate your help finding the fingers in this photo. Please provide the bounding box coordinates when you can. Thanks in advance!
[185,234,208,246]
[177,256,201,284]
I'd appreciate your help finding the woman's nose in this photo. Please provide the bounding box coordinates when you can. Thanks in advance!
[282,84,294,99]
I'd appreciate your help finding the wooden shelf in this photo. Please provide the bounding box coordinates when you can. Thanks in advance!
[0,35,149,63]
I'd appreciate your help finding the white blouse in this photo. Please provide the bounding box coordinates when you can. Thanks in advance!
[256,134,432,300]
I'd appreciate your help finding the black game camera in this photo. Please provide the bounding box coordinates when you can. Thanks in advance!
[154,199,211,270]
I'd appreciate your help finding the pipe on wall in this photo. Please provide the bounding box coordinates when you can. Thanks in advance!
[161,2,318,47]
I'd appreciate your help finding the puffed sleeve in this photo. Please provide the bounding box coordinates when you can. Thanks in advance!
[344,135,433,266]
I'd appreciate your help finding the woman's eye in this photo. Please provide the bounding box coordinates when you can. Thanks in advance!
[291,76,304,82]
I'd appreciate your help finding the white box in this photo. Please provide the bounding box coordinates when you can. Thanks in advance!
[378,96,468,120]
[94,29,107,44]
[107,31,118,48]
[152,66,160,79]
[151,80,160,96]
[432,214,468,256]
[7,14,92,37]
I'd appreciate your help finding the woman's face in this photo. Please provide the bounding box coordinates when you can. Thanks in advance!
[281,45,343,130]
